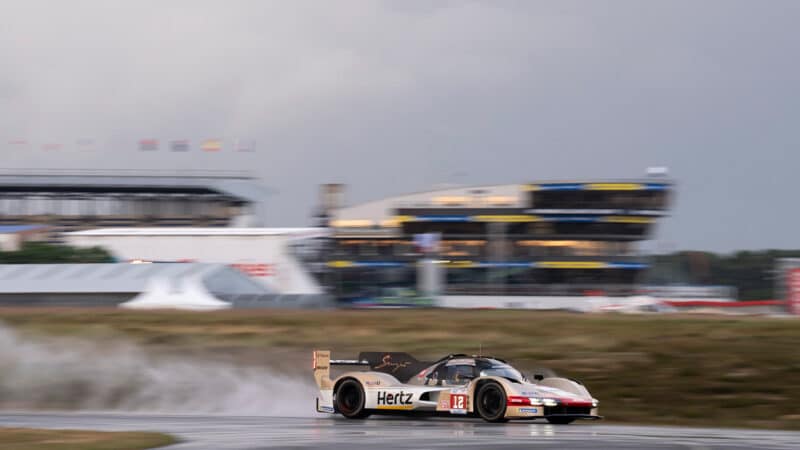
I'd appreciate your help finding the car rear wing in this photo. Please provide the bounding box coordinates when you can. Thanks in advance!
[312,350,369,389]
[331,358,370,366]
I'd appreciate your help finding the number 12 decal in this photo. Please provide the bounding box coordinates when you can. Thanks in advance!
[450,394,467,412]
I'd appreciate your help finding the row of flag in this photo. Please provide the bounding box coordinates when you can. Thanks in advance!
[138,138,256,152]
[4,138,257,153]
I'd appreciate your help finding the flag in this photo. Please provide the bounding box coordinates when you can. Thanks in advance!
[235,138,256,152]
[201,138,222,152]
[75,138,96,152]
[170,139,190,152]
[42,143,61,151]
[139,138,159,151]
[7,140,28,150]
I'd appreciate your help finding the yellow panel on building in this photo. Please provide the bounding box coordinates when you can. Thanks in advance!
[584,183,644,191]
[537,261,606,269]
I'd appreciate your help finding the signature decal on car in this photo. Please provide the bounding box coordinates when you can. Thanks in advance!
[374,354,412,373]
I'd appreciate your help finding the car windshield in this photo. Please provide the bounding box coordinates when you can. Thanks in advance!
[480,365,525,383]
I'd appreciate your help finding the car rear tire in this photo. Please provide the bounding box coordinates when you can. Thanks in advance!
[475,381,508,423]
[335,379,370,419]
[546,417,575,425]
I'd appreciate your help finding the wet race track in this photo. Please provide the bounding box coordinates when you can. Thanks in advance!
[2,413,800,449]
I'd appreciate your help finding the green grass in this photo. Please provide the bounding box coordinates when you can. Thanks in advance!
[0,428,176,450]
[0,308,799,430]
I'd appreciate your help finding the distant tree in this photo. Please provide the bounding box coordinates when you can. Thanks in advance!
[0,242,114,264]
[646,250,800,300]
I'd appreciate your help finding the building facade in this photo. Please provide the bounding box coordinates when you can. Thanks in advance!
[311,180,673,304]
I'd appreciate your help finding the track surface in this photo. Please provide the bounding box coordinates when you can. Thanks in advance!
[1,413,799,449]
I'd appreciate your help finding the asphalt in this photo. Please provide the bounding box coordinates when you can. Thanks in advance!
[1,413,799,450]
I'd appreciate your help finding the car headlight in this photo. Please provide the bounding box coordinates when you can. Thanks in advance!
[592,399,599,408]
[542,398,558,407]
[527,397,543,406]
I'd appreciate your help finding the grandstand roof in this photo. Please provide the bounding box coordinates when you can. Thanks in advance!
[0,170,275,204]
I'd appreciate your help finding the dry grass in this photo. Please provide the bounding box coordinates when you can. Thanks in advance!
[0,428,175,450]
[1,308,799,430]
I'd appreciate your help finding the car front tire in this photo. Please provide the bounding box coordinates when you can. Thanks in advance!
[475,381,509,423]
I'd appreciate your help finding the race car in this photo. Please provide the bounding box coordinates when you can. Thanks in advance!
[312,350,601,423]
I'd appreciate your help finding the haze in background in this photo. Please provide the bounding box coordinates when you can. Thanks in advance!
[2,0,798,252]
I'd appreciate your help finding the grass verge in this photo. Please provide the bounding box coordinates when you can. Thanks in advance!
[0,308,798,430]
[0,427,175,450]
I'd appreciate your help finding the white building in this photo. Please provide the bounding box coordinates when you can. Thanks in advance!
[67,227,327,295]
[0,263,270,310]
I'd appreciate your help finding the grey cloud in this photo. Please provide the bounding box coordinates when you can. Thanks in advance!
[2,0,799,251]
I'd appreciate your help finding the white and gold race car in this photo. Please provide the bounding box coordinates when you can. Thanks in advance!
[313,350,601,424]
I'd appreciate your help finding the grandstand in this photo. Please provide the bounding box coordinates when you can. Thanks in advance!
[0,170,272,239]
[311,180,673,304]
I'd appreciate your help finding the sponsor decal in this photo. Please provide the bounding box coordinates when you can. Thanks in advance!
[374,354,411,373]
[519,407,539,414]
[438,398,449,410]
[365,380,381,386]
[231,263,275,277]
[449,390,468,415]
[319,406,334,413]
[450,394,467,410]
[377,391,413,406]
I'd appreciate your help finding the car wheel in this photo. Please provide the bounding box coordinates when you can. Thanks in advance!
[475,381,508,423]
[546,417,575,425]
[335,379,370,419]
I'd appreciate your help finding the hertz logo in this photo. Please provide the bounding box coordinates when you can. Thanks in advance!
[377,391,413,406]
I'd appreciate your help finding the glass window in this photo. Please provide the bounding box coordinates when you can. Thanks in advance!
[479,365,525,383]
[445,365,477,385]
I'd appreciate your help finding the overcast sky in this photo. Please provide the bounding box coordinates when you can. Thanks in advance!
[2,0,799,252]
